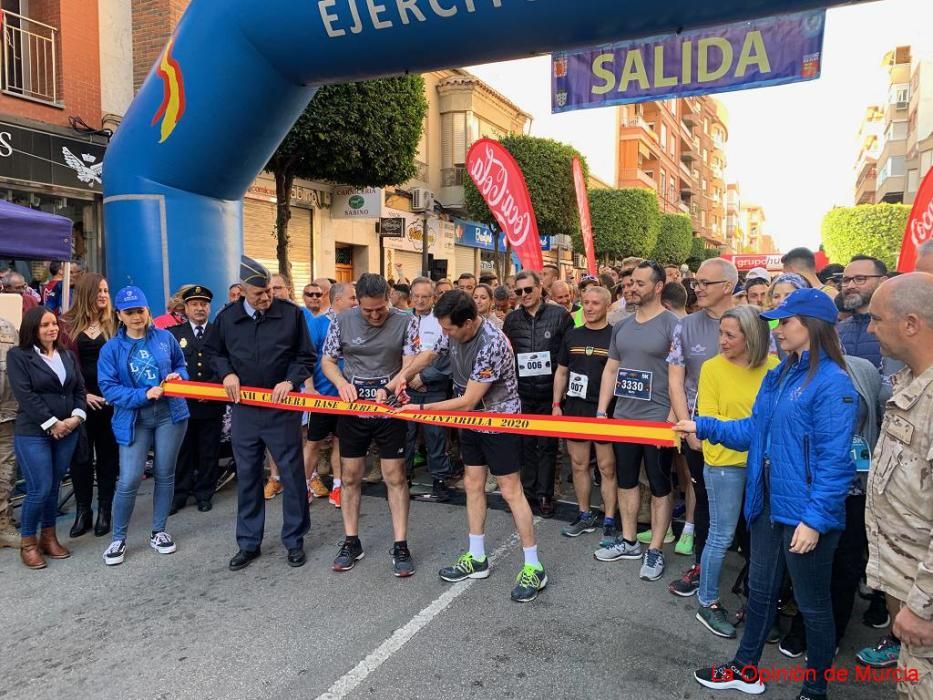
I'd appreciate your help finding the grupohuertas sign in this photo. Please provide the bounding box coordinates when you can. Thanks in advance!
[551,9,825,112]
[331,186,383,218]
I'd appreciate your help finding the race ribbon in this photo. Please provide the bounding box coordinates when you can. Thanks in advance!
[163,381,678,447]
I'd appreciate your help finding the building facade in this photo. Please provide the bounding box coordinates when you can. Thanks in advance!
[853,105,884,205]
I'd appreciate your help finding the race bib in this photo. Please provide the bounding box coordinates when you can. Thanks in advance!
[614,368,652,401]
[567,371,588,399]
[517,351,551,377]
[353,375,389,400]
[851,435,872,473]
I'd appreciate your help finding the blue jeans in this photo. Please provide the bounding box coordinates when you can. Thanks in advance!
[14,432,79,536]
[112,401,187,542]
[734,503,841,696]
[698,465,746,607]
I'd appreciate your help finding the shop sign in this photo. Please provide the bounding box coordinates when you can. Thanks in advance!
[331,186,383,218]
[0,121,107,193]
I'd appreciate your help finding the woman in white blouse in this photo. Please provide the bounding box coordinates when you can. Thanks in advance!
[473,283,502,329]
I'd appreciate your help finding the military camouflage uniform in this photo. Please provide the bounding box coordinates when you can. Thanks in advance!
[866,365,933,699]
[0,318,18,524]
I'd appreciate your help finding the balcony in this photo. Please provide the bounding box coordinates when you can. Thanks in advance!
[442,167,466,187]
[1,10,61,106]
[679,177,694,196]
[680,136,698,163]
[711,165,724,182]
[678,200,690,214]
[619,167,657,189]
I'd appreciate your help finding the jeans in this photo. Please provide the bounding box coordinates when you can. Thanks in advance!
[405,390,451,480]
[14,432,79,536]
[698,465,746,607]
[734,503,841,696]
[112,401,187,542]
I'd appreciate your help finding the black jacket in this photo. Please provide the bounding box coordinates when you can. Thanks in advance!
[7,346,87,437]
[169,321,225,419]
[503,302,573,401]
[207,299,315,390]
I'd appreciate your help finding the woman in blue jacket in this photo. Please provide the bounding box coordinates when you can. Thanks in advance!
[97,286,189,566]
[676,289,857,700]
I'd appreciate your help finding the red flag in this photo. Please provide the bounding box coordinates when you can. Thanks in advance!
[466,139,543,272]
[572,157,597,275]
[899,167,933,272]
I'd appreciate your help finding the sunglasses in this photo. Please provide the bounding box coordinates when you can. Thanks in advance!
[304,292,323,298]
[513,286,536,296]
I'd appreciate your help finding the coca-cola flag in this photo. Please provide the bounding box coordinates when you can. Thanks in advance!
[466,138,544,272]
[572,157,597,275]
[898,167,933,272]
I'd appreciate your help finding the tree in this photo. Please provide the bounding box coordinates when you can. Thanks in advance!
[586,188,660,260]
[651,213,694,264]
[821,203,910,270]
[266,75,428,279]
[463,135,587,266]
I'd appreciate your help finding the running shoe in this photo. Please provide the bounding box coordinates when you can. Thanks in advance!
[561,511,599,538]
[439,553,490,582]
[594,538,641,562]
[599,521,618,548]
[675,531,695,556]
[779,630,806,659]
[696,603,737,639]
[391,542,415,577]
[329,486,342,509]
[639,548,665,581]
[103,539,126,566]
[333,538,364,572]
[263,478,283,500]
[863,592,891,628]
[308,474,329,499]
[669,563,700,597]
[694,662,765,695]
[510,564,547,603]
[856,634,901,668]
[636,526,675,545]
[149,531,176,554]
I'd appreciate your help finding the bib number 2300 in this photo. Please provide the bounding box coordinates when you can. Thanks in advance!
[517,352,551,377]
[614,368,652,401]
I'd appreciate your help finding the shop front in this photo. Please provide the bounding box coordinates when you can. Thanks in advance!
[0,118,107,274]
[382,205,455,282]
[453,217,553,279]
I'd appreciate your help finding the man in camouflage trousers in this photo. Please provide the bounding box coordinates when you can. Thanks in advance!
[866,273,933,699]
[0,316,19,548]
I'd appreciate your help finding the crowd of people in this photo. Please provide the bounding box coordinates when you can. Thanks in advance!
[1,239,932,699]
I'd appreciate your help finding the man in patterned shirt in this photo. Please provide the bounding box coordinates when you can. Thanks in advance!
[393,290,547,603]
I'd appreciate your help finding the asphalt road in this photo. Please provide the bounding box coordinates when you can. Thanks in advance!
[2,477,895,700]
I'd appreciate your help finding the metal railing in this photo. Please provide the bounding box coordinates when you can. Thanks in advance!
[442,166,466,187]
[1,9,60,106]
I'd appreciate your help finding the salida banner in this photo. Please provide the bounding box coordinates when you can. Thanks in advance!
[551,10,825,112]
[466,138,544,272]
[898,166,933,272]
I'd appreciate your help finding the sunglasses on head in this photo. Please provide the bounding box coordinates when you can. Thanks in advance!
[513,286,536,296]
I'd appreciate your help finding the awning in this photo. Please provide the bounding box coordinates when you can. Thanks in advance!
[0,199,72,260]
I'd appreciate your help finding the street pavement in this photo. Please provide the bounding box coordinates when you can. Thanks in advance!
[3,477,894,700]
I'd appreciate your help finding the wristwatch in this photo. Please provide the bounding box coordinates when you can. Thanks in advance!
[596,410,607,417]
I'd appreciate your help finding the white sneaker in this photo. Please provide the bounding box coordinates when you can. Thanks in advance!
[594,538,642,562]
[639,548,666,581]
[103,540,126,566]
[149,531,177,554]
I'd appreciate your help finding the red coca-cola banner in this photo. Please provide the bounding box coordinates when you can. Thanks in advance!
[898,167,933,272]
[572,157,597,275]
[466,138,543,272]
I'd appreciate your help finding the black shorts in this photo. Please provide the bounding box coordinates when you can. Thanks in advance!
[562,398,608,445]
[614,442,675,497]
[337,416,407,460]
[460,429,522,476]
[307,412,339,442]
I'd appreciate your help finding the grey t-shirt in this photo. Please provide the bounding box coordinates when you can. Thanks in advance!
[322,307,409,397]
[608,310,679,422]
[666,310,722,410]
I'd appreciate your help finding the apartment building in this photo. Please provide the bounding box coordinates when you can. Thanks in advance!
[616,94,728,254]
[741,203,767,254]
[724,182,744,252]
[905,57,933,204]
[853,105,884,205]
[875,46,912,203]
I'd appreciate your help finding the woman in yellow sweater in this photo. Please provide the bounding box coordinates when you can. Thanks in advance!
[694,305,779,640]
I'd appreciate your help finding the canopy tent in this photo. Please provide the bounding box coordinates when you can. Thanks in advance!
[0,199,72,260]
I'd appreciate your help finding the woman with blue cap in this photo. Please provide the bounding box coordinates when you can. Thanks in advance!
[97,286,189,566]
[676,288,858,700]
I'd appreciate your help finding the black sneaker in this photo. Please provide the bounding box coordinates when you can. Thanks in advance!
[439,553,490,582]
[863,591,891,628]
[779,631,806,659]
[391,543,415,577]
[414,479,450,503]
[561,511,599,537]
[694,661,765,695]
[332,538,364,572]
[510,564,547,603]
[103,539,126,566]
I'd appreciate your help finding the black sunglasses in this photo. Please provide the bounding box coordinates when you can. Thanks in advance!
[304,292,323,298]
[513,286,536,296]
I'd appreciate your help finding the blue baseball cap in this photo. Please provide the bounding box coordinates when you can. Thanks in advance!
[760,288,837,324]
[114,285,149,311]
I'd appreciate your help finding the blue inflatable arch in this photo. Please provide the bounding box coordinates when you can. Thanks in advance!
[103,0,866,304]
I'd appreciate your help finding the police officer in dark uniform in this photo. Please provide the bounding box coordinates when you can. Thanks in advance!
[169,285,224,513]
[207,256,315,570]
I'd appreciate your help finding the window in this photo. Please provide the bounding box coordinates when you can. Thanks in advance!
[660,170,666,198]
[660,124,667,150]
[883,120,908,143]
[441,112,468,166]
[921,149,932,178]
[878,155,906,185]
[0,0,61,105]
[889,83,910,106]
[907,169,919,193]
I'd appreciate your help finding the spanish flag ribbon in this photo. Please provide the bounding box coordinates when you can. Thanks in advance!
[163,381,678,448]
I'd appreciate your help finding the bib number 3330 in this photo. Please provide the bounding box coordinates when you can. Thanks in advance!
[614,368,652,401]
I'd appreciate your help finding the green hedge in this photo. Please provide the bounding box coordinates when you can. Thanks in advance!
[588,188,661,259]
[652,213,694,264]
[820,203,910,269]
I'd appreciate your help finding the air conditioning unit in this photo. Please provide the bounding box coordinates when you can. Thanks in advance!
[411,188,434,212]
[575,254,586,268]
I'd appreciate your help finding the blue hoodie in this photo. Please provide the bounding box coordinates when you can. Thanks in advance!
[98,326,190,446]
[696,350,858,533]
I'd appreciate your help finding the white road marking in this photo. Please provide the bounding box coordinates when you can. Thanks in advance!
[315,523,537,700]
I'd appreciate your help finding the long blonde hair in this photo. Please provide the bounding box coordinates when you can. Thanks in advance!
[61,272,116,339]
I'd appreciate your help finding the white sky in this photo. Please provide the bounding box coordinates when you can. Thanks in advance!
[467,0,932,251]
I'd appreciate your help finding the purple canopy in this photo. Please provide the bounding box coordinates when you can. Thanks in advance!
[0,199,72,260]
